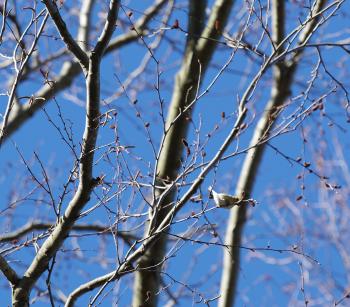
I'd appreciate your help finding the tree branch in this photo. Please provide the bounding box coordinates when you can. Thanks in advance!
[218,1,328,306]
[77,0,95,51]
[42,0,89,69]
[132,1,238,306]
[93,0,120,57]
[0,0,167,143]
[0,221,137,244]
[11,2,120,305]
[0,11,49,147]
[0,255,19,286]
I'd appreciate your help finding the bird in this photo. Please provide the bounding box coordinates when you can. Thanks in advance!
[208,186,243,209]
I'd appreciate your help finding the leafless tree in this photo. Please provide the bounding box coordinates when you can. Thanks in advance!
[0,0,349,306]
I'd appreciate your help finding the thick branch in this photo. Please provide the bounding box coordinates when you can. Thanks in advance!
[42,0,89,69]
[93,0,120,57]
[12,51,101,307]
[218,1,327,306]
[0,255,19,285]
[196,0,235,67]
[77,0,95,50]
[11,2,120,304]
[132,1,238,306]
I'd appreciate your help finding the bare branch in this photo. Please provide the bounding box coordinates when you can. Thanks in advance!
[11,2,120,305]
[77,0,95,51]
[132,0,213,305]
[0,0,167,143]
[0,10,49,148]
[0,221,138,244]
[42,0,89,69]
[218,1,329,306]
[0,255,19,286]
[93,0,120,57]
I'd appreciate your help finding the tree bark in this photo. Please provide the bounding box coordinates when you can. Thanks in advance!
[132,1,236,306]
[218,1,327,306]
[11,1,120,304]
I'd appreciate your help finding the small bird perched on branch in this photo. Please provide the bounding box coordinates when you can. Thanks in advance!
[208,186,256,209]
